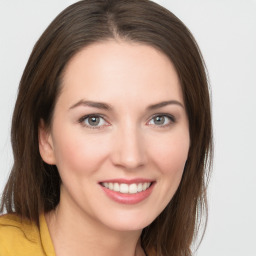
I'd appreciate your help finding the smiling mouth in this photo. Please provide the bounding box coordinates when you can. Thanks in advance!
[100,182,153,194]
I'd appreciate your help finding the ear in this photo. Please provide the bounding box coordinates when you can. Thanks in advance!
[38,119,56,165]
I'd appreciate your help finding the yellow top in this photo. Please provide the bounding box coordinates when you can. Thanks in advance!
[0,213,55,256]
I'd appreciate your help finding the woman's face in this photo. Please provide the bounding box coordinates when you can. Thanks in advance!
[40,40,190,231]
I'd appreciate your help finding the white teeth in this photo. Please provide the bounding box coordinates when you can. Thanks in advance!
[109,183,114,190]
[120,183,129,193]
[129,184,137,194]
[103,182,109,188]
[102,182,151,194]
[113,183,119,192]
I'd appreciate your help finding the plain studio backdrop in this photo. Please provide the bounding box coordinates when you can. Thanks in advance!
[0,1,255,255]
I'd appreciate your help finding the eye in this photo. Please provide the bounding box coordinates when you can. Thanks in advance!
[147,114,175,127]
[79,115,109,128]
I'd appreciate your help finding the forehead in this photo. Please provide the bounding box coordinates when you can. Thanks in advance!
[59,40,183,108]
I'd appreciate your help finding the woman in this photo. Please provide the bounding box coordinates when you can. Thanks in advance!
[0,0,212,255]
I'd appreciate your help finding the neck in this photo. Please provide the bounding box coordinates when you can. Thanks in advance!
[45,190,145,256]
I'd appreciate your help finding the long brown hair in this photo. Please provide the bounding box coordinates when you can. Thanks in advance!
[0,0,212,255]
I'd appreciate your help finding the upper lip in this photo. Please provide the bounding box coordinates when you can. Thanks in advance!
[99,178,155,185]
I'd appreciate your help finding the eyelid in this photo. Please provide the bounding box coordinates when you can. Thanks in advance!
[153,113,176,122]
[146,113,176,127]
[78,113,176,129]
[78,114,110,129]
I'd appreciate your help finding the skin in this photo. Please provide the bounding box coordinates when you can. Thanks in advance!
[39,40,190,256]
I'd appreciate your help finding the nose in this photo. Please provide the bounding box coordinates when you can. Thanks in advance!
[110,125,147,170]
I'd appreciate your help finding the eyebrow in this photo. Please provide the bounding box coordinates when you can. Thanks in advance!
[69,100,112,111]
[69,99,184,111]
[147,100,184,110]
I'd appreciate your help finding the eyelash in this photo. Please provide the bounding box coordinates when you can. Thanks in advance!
[147,113,176,128]
[78,114,109,129]
[78,113,176,129]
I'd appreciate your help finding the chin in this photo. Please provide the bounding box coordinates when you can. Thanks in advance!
[96,209,156,232]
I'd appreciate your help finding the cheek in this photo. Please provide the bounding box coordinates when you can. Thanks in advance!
[52,129,111,176]
[145,131,190,218]
[150,132,190,175]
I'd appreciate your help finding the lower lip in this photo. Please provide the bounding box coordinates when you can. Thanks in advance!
[100,183,155,205]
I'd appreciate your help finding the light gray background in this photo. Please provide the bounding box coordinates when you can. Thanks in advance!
[0,1,255,255]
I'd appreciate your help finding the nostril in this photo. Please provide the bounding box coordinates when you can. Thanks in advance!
[110,129,147,169]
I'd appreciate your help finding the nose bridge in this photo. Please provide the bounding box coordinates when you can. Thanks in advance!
[111,120,146,169]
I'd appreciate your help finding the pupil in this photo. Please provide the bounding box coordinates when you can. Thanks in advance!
[154,116,164,125]
[89,117,100,126]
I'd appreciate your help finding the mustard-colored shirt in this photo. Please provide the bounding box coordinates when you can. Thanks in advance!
[0,213,55,256]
